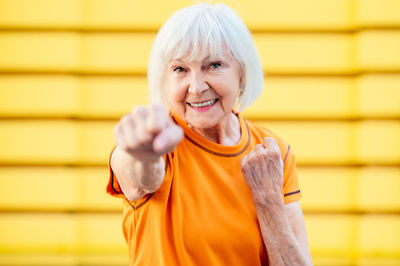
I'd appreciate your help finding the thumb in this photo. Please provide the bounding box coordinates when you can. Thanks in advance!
[152,124,184,155]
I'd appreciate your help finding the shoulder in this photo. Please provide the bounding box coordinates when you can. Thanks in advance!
[244,118,290,155]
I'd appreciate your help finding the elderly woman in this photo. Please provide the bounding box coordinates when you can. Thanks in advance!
[107,3,312,266]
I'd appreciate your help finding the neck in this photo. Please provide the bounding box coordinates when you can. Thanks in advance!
[190,112,241,146]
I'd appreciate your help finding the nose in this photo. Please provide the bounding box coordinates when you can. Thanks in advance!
[188,70,208,95]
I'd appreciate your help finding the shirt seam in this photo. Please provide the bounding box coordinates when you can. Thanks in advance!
[183,119,251,157]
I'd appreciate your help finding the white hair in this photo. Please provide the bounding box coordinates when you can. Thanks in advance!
[147,3,264,112]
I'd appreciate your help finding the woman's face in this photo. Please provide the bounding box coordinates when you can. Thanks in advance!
[165,50,242,129]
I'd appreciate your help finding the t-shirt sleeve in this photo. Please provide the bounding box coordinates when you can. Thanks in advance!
[106,146,125,198]
[281,145,301,204]
[106,146,171,210]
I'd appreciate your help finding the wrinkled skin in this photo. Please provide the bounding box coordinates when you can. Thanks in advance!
[241,137,284,205]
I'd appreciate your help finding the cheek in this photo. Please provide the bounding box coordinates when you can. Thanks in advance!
[166,80,187,104]
[217,79,240,102]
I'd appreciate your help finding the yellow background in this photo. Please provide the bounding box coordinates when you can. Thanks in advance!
[0,0,399,265]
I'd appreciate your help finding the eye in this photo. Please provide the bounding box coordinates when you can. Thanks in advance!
[210,62,222,69]
[173,66,185,72]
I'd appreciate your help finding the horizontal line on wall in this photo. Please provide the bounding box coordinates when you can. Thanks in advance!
[0,164,398,170]
[0,162,398,168]
[0,209,122,215]
[0,116,399,122]
[1,70,399,77]
[0,26,400,34]
[0,70,399,77]
[0,209,399,215]
[303,210,400,215]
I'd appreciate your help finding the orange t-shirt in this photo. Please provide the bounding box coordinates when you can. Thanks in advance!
[107,112,301,266]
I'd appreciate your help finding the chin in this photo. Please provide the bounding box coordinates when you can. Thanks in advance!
[187,113,222,129]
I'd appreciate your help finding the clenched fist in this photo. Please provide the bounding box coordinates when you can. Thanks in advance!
[114,104,184,162]
[241,137,284,204]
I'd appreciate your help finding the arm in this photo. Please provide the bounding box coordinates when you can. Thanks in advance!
[110,146,165,201]
[111,104,183,201]
[241,137,312,266]
[253,200,312,265]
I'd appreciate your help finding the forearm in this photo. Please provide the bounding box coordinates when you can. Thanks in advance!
[254,198,312,266]
[111,146,165,200]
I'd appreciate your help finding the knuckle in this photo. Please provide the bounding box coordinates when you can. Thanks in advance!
[133,106,148,117]
[121,114,134,128]
[267,147,281,158]
[255,144,263,150]
[264,137,275,143]
[136,131,151,143]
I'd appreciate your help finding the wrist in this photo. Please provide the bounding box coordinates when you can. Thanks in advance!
[132,157,165,191]
[252,191,285,212]
[120,146,161,164]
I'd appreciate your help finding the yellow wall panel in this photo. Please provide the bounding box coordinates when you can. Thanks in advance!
[0,33,79,71]
[299,167,358,211]
[0,167,120,211]
[305,214,356,256]
[255,34,354,74]
[0,0,80,28]
[358,259,400,266]
[0,167,78,210]
[0,121,115,165]
[244,77,355,119]
[79,121,115,164]
[357,0,400,27]
[80,33,154,73]
[261,121,353,164]
[299,167,400,212]
[78,167,122,210]
[358,167,400,212]
[242,0,352,30]
[358,74,400,117]
[314,258,400,266]
[0,75,79,117]
[0,214,126,253]
[77,214,126,252]
[77,254,128,266]
[0,254,128,266]
[0,254,77,266]
[0,120,78,164]
[82,0,188,29]
[0,75,150,118]
[312,257,355,266]
[80,76,150,118]
[0,214,76,252]
[359,215,400,256]
[263,121,400,165]
[357,120,400,164]
[357,30,400,71]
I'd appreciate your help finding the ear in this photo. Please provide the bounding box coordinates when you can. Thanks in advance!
[239,75,245,97]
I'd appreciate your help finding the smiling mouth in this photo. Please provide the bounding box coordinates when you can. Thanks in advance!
[187,98,219,108]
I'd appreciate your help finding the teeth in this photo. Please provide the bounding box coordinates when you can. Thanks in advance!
[189,99,217,108]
